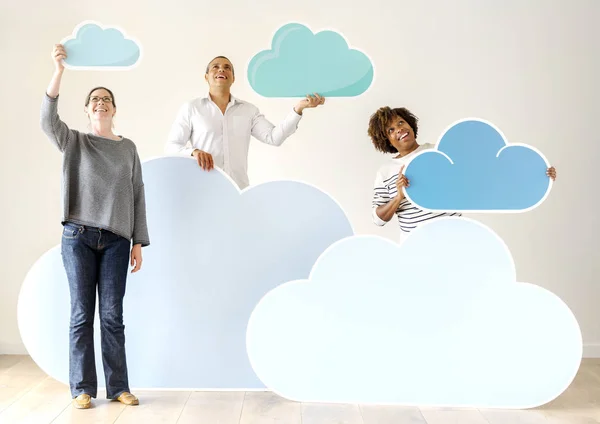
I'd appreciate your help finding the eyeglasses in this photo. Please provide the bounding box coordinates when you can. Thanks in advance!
[89,96,113,103]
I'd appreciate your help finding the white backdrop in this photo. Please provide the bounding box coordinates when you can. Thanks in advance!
[0,0,598,356]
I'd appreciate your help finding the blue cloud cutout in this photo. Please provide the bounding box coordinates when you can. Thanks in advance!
[61,21,141,69]
[17,157,354,389]
[246,217,582,408]
[404,119,552,212]
[247,23,374,97]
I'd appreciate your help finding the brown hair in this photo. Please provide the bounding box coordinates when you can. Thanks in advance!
[205,56,235,76]
[367,106,418,154]
[84,87,116,107]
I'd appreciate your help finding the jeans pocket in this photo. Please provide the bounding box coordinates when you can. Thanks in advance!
[62,224,80,239]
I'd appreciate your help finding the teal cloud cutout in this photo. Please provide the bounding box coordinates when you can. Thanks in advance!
[248,23,374,97]
[61,21,141,69]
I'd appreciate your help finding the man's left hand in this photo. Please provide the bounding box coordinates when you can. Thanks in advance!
[294,93,325,114]
[547,166,557,181]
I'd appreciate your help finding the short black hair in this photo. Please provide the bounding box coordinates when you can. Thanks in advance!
[205,56,234,76]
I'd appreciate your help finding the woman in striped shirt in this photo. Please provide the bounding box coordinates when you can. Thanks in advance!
[367,107,557,242]
[368,107,460,242]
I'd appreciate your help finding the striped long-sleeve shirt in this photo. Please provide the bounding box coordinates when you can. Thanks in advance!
[372,143,461,238]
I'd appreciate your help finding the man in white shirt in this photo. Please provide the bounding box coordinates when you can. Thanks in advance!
[165,56,325,189]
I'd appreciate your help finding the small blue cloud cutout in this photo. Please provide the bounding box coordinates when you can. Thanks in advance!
[61,21,141,69]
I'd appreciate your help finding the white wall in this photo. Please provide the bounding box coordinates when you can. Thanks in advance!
[1,0,598,355]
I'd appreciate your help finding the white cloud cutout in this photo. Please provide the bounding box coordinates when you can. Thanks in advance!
[246,217,582,408]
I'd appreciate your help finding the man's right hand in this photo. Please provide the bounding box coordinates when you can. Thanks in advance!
[192,149,214,171]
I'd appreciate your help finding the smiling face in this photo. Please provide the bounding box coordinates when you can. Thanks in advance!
[368,106,420,155]
[385,115,416,152]
[205,56,235,89]
[84,88,115,124]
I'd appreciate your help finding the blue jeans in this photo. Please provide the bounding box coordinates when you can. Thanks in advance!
[61,222,132,399]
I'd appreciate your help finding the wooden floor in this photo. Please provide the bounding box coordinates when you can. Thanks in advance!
[1,355,599,423]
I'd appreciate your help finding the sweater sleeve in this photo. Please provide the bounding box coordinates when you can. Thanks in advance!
[132,148,150,247]
[40,93,76,152]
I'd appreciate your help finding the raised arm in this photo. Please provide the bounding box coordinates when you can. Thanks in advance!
[251,93,325,146]
[46,44,64,99]
[40,44,75,152]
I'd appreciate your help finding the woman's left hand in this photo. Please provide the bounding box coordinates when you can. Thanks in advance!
[131,244,142,273]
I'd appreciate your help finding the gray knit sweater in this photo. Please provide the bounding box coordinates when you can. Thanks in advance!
[40,93,150,247]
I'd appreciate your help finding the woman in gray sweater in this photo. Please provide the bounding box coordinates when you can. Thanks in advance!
[40,43,150,410]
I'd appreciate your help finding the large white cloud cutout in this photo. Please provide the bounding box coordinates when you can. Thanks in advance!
[246,217,582,408]
[18,157,354,389]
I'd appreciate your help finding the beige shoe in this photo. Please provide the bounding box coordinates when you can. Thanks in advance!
[72,394,91,409]
[117,392,139,406]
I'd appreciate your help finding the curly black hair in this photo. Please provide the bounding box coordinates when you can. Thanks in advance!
[367,106,418,154]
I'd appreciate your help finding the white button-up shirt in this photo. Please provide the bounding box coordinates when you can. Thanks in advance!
[165,93,303,189]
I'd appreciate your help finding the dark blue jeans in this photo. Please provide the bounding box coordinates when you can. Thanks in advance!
[61,222,132,399]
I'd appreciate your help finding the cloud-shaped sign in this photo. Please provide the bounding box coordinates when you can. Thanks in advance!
[60,21,141,70]
[247,23,374,97]
[18,157,353,389]
[246,217,582,408]
[403,118,553,212]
